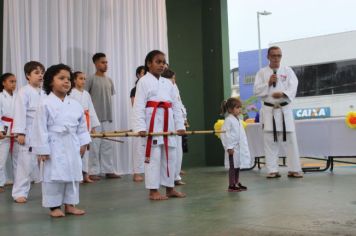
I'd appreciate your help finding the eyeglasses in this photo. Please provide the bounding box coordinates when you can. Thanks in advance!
[270,54,282,58]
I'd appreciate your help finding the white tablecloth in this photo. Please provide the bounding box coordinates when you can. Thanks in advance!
[245,117,356,158]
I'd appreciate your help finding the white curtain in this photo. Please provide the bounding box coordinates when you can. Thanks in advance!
[2,0,168,175]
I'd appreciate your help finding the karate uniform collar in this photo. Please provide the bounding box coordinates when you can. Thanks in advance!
[49,92,70,104]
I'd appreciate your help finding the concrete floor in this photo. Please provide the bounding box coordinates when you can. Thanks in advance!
[1,165,356,236]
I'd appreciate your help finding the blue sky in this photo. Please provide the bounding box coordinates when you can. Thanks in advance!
[228,0,356,68]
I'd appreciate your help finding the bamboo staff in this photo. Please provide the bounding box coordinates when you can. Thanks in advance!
[2,134,125,143]
[91,130,225,138]
[97,137,124,143]
[4,130,225,140]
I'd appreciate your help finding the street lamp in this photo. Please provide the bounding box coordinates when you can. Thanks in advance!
[257,10,272,69]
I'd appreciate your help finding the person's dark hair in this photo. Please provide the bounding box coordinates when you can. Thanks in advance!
[43,64,73,95]
[267,46,281,56]
[24,61,45,80]
[134,66,146,85]
[220,97,242,115]
[71,71,83,88]
[161,68,175,79]
[144,50,165,72]
[92,52,106,63]
[0,73,15,92]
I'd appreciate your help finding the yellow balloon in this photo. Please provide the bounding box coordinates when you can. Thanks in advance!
[214,119,224,138]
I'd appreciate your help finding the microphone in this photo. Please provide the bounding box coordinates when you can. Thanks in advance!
[272,69,277,87]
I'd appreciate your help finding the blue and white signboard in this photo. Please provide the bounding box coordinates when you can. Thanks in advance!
[293,107,331,120]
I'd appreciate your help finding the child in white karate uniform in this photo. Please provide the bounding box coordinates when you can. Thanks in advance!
[132,50,186,200]
[0,73,17,192]
[161,68,187,186]
[70,71,100,183]
[31,64,91,217]
[220,97,251,192]
[130,66,146,182]
[12,61,46,203]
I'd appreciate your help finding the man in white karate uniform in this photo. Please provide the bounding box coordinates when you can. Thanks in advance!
[254,46,303,178]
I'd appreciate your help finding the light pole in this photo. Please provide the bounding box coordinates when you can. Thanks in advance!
[257,11,271,69]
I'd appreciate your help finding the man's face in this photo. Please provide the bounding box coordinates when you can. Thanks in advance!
[95,57,108,73]
[268,48,282,68]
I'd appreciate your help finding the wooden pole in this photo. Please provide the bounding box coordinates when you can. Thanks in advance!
[90,130,225,138]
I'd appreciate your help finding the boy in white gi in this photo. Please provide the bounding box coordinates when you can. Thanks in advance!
[31,64,91,217]
[12,61,46,203]
[220,98,250,192]
[254,46,303,178]
[162,68,187,186]
[0,73,17,192]
[130,66,146,182]
[70,71,100,183]
[132,50,186,200]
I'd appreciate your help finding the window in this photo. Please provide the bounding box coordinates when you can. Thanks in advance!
[293,59,356,97]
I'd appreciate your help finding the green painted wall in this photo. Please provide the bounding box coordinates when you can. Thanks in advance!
[166,0,230,166]
[166,0,206,167]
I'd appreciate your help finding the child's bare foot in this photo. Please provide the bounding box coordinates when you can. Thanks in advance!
[174,180,186,185]
[89,175,101,181]
[50,208,65,218]
[65,205,85,215]
[0,187,5,193]
[14,197,27,203]
[149,190,168,200]
[180,170,186,175]
[133,174,144,182]
[83,174,94,183]
[166,188,186,198]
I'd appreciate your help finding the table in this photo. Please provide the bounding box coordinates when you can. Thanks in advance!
[244,117,356,172]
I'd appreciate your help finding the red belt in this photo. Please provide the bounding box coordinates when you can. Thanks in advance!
[145,101,172,177]
[1,116,14,152]
[84,110,90,131]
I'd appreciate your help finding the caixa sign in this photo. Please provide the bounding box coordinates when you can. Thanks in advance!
[293,107,331,119]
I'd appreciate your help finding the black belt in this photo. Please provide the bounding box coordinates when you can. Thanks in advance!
[264,102,288,142]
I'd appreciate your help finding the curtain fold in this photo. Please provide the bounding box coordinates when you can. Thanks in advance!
[2,0,168,174]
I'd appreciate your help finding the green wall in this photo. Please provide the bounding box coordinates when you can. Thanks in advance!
[166,0,230,166]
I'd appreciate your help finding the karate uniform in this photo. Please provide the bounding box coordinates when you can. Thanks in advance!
[12,85,46,199]
[69,88,100,174]
[0,90,16,187]
[172,83,187,182]
[254,65,302,173]
[85,74,116,175]
[220,114,252,169]
[132,72,185,189]
[130,86,145,174]
[31,93,91,207]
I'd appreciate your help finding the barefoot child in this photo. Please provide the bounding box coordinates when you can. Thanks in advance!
[132,50,186,200]
[161,68,187,186]
[130,66,146,182]
[220,98,250,192]
[12,61,46,203]
[70,71,100,183]
[31,64,91,217]
[0,73,17,193]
